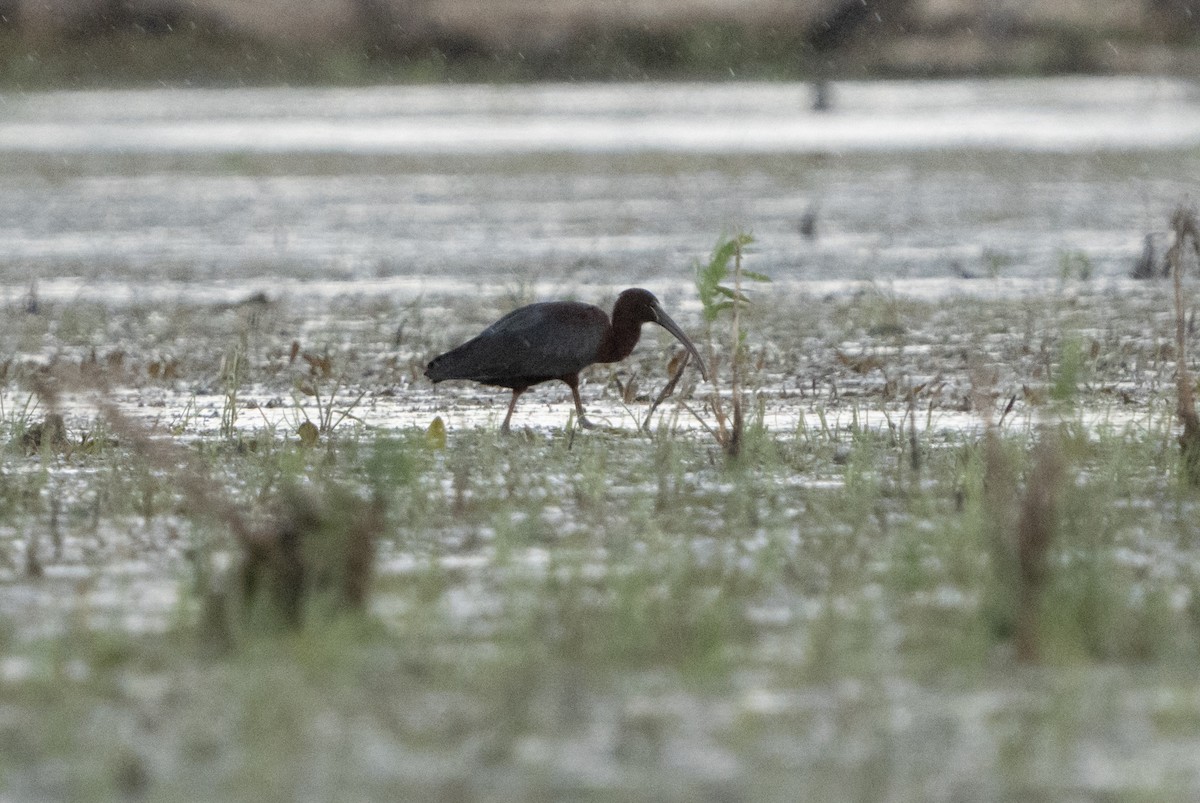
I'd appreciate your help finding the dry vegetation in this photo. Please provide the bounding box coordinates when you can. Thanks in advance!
[1171,206,1200,482]
[3,0,1198,85]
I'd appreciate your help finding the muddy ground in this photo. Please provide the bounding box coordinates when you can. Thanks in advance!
[2,78,1200,800]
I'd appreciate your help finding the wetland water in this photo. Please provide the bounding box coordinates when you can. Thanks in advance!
[2,76,1198,291]
[2,77,1200,800]
[2,76,1196,432]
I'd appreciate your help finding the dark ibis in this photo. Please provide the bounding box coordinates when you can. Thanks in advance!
[425,288,708,431]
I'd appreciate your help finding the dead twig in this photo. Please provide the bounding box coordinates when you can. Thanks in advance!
[1170,206,1200,483]
[642,351,691,431]
[727,237,745,458]
[1012,433,1064,663]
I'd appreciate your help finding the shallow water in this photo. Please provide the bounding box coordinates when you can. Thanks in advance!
[1,77,1196,290]
[4,77,1199,154]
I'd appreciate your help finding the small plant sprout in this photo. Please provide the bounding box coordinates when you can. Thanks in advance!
[692,231,770,457]
[292,348,369,437]
[220,335,248,439]
[1057,249,1093,281]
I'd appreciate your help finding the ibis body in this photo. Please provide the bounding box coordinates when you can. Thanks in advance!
[425,288,706,431]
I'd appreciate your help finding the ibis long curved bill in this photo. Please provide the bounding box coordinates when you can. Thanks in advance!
[648,301,708,382]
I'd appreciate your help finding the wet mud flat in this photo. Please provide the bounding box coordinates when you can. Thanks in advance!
[0,274,1183,438]
[1,278,1200,800]
[3,77,1200,799]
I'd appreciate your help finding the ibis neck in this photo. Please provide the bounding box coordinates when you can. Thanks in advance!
[596,318,644,364]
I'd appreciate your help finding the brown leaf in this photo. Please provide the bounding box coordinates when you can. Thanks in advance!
[301,351,332,377]
[835,351,885,374]
[298,420,319,446]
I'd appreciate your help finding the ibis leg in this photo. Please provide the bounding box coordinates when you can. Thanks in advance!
[565,377,596,429]
[501,388,525,433]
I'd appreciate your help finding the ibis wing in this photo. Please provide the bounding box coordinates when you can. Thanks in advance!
[427,302,607,387]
